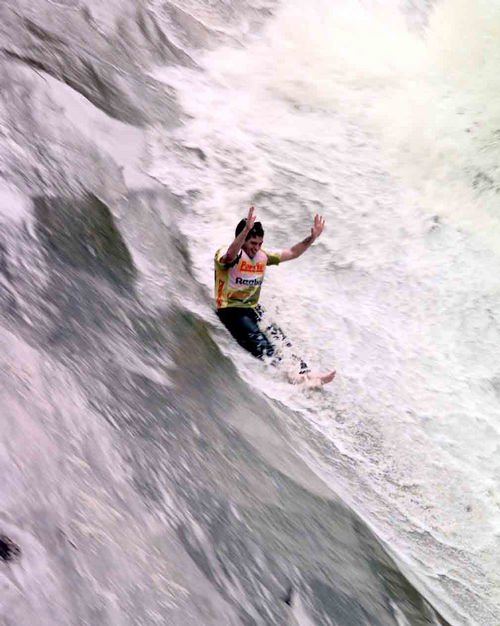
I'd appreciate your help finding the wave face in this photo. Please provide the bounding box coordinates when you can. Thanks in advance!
[0,1,498,625]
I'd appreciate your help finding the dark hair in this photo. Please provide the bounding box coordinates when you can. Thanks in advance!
[235,219,264,240]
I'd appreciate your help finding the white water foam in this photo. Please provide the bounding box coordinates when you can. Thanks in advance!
[147,1,500,623]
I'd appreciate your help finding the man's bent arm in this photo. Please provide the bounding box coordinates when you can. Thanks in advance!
[221,229,248,264]
[280,214,325,263]
[280,233,316,262]
[220,206,255,264]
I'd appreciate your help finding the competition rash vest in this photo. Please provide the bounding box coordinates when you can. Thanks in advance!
[214,247,281,309]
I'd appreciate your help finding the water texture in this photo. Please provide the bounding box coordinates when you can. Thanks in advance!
[0,1,498,625]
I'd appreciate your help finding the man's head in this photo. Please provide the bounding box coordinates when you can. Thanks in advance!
[235,218,264,258]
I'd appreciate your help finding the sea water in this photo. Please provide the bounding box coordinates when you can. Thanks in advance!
[147,1,500,623]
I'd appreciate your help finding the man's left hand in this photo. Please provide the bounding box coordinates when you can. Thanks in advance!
[310,214,325,241]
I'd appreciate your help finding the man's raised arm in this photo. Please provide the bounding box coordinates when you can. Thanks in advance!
[220,206,256,264]
[280,214,325,263]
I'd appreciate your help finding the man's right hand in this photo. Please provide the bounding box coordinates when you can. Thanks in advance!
[220,206,257,265]
[244,206,256,234]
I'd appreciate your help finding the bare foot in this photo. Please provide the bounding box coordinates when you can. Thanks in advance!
[316,369,336,385]
[288,369,336,386]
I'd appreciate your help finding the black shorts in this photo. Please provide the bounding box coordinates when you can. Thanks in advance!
[216,306,309,373]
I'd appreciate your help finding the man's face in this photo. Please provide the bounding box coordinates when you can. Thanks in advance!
[242,236,263,259]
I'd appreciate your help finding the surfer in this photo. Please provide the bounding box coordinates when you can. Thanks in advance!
[214,206,335,385]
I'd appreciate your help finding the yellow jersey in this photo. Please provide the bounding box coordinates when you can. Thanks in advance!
[214,247,281,309]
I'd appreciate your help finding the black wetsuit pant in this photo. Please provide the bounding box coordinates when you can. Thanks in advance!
[216,307,275,359]
[216,307,309,373]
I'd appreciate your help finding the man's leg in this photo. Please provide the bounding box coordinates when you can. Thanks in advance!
[255,305,309,373]
[216,308,275,359]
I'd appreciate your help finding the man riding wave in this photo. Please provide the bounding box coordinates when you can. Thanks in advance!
[214,206,335,385]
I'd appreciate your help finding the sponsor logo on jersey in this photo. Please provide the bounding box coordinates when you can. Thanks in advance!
[234,276,263,286]
[239,260,265,273]
[216,278,225,308]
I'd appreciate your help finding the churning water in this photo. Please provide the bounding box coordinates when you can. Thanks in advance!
[0,1,498,625]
